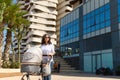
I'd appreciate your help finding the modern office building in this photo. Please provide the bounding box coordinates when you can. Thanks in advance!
[56,0,73,47]
[15,0,58,54]
[60,0,120,72]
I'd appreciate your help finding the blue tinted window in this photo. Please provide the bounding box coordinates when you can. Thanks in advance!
[96,24,100,30]
[95,9,99,15]
[95,15,100,24]
[87,14,90,19]
[91,17,95,26]
[84,30,87,34]
[118,17,120,22]
[91,27,95,32]
[105,10,110,20]
[91,11,94,17]
[118,5,120,15]
[87,28,90,33]
[118,0,120,3]
[105,4,110,10]
[100,13,105,22]
[83,21,86,29]
[87,19,90,27]
[105,20,110,27]
[99,7,104,12]
[100,23,105,28]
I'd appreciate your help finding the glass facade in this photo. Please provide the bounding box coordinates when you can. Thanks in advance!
[60,18,79,44]
[60,0,120,72]
[118,0,120,22]
[60,8,79,56]
[83,3,110,34]
[84,50,113,72]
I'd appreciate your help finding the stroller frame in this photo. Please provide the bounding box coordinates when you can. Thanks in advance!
[21,62,43,80]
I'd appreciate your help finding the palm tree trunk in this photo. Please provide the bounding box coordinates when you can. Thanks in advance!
[18,40,21,65]
[3,30,12,64]
[11,42,15,62]
[0,31,3,67]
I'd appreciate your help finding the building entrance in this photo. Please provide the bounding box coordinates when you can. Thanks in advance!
[92,54,101,72]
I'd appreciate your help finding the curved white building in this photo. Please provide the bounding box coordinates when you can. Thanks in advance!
[14,0,73,54]
[18,0,58,51]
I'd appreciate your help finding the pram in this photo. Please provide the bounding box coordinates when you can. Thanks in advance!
[21,47,43,80]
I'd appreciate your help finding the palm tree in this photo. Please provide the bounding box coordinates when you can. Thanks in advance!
[0,0,6,67]
[3,3,29,65]
[0,0,29,66]
[12,12,29,64]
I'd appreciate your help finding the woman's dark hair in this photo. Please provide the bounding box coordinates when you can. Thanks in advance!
[41,34,52,44]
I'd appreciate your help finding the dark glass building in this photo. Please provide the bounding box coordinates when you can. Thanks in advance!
[60,0,120,72]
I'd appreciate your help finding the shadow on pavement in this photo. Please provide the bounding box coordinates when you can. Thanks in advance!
[52,72,120,79]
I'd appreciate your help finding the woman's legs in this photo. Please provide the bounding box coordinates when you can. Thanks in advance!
[43,62,52,80]
[43,75,51,80]
[47,75,51,80]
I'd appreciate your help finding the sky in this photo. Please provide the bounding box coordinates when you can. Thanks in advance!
[13,0,17,3]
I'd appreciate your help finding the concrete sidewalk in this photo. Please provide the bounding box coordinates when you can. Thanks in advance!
[0,72,120,80]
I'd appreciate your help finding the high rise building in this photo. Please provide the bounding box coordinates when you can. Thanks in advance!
[14,0,73,54]
[15,0,58,53]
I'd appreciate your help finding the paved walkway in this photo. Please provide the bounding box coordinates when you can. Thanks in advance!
[0,72,120,80]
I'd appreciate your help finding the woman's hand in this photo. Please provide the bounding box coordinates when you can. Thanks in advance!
[48,52,55,56]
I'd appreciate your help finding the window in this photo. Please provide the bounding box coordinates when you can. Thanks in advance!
[96,24,100,30]
[118,5,120,15]
[105,3,110,10]
[105,20,110,27]
[100,12,105,22]
[100,23,105,28]
[99,7,104,13]
[95,15,100,24]
[105,10,110,20]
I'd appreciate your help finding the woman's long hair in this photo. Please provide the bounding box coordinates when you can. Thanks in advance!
[41,34,52,45]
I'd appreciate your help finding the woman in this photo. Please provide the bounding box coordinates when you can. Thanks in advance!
[40,34,55,80]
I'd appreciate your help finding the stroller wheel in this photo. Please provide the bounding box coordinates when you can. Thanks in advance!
[21,77,24,80]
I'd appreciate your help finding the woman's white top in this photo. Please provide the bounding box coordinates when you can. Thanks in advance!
[40,44,55,63]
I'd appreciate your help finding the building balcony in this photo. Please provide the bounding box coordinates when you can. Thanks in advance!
[57,1,71,10]
[29,17,56,26]
[30,0,58,4]
[26,30,56,39]
[33,4,58,15]
[24,12,56,20]
[26,37,41,44]
[58,0,65,4]
[33,1,57,8]
[47,0,58,4]
[29,23,55,31]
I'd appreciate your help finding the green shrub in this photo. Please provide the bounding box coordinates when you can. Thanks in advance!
[9,61,20,68]
[2,62,10,68]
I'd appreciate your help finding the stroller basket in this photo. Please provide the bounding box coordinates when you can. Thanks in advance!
[21,62,41,74]
[21,47,42,80]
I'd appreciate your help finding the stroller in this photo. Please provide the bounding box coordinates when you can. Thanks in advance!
[21,47,43,80]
